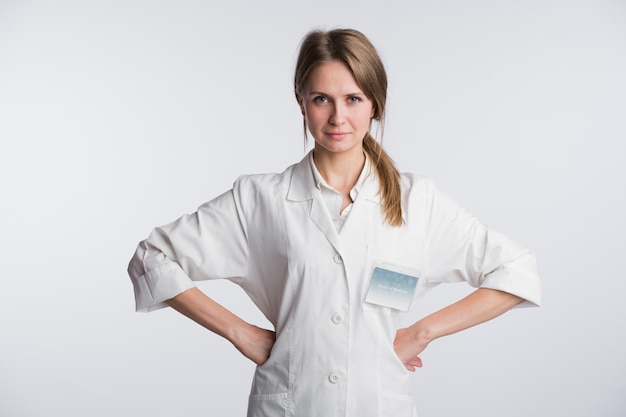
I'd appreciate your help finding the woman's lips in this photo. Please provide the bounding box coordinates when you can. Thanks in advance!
[326,131,349,139]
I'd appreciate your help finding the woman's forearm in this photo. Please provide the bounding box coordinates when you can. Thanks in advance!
[395,288,523,370]
[165,287,275,365]
[412,288,523,345]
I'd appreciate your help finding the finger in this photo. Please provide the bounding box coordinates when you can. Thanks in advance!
[405,357,423,368]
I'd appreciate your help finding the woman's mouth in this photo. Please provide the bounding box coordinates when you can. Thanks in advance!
[326,131,349,139]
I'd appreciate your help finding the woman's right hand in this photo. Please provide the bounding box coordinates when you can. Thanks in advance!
[233,324,276,366]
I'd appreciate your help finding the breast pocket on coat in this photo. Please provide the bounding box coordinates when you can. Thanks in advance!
[362,242,422,315]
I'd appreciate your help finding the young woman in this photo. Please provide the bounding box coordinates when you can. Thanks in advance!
[128,28,541,417]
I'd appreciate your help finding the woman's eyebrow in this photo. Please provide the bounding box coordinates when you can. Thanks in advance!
[308,90,365,97]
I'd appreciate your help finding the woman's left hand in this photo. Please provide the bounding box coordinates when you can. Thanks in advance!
[394,327,427,372]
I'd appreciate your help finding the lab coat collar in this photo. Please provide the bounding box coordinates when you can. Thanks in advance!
[286,151,382,257]
[286,152,318,202]
[287,151,380,204]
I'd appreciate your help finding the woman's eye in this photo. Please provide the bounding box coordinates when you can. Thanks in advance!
[348,96,362,103]
[313,96,328,103]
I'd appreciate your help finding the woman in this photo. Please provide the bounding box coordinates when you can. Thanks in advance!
[128,28,541,417]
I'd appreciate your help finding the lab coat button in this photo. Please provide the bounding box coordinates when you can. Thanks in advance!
[331,313,343,325]
[328,372,340,384]
[333,253,343,264]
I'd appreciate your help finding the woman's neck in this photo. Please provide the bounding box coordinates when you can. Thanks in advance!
[312,146,366,193]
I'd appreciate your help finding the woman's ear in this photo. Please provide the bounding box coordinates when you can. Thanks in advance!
[296,93,306,116]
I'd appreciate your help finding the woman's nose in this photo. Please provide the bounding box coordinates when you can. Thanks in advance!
[329,104,346,125]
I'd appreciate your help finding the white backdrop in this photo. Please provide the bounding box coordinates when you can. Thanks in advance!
[1,1,625,416]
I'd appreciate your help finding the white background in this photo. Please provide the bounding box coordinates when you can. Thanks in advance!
[1,1,624,416]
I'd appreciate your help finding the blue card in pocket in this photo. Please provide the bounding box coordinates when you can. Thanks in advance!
[365,264,419,311]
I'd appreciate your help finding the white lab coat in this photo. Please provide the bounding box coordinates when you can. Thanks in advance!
[128,152,541,417]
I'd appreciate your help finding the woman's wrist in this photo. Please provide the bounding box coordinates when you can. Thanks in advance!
[411,319,437,347]
[225,317,253,349]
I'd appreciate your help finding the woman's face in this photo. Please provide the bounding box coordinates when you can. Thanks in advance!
[298,60,374,158]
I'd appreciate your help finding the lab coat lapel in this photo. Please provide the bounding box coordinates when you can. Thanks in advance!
[338,170,380,245]
[309,194,343,253]
[287,153,343,254]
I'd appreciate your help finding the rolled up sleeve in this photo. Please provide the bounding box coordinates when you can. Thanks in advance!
[421,180,541,307]
[127,186,249,312]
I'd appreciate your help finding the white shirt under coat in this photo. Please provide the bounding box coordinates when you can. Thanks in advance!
[128,151,541,417]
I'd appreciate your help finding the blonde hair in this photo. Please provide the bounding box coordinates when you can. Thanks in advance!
[294,28,403,226]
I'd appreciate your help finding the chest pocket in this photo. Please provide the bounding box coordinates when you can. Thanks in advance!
[362,229,423,314]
